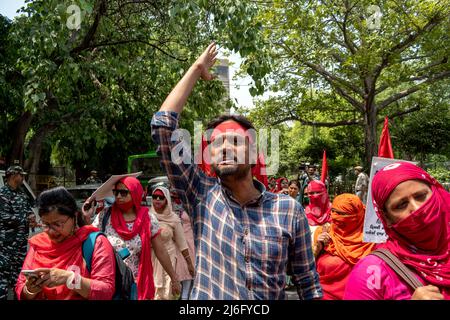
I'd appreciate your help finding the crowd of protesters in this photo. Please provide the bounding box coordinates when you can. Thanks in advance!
[1,43,449,301]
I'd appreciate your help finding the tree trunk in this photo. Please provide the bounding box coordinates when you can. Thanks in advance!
[8,111,33,166]
[24,125,53,193]
[363,103,378,167]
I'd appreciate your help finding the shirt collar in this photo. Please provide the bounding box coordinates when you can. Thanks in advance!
[219,178,273,207]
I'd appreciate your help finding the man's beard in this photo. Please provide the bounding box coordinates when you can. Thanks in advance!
[212,163,252,180]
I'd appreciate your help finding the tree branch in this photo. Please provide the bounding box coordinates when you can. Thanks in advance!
[86,39,187,61]
[270,115,361,127]
[71,0,107,56]
[372,12,446,80]
[378,70,450,109]
[303,61,365,97]
[386,105,420,119]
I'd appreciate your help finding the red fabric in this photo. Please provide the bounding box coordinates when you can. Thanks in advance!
[372,162,450,298]
[321,149,328,183]
[16,233,116,300]
[316,253,353,300]
[198,120,268,187]
[20,225,99,300]
[305,180,332,226]
[152,189,165,197]
[276,177,288,193]
[378,117,394,158]
[111,176,155,300]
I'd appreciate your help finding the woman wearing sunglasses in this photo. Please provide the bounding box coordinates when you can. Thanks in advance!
[15,187,116,300]
[85,176,180,300]
[150,187,195,300]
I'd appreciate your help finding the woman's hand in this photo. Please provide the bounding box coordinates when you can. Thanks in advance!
[317,232,332,247]
[171,277,181,297]
[188,262,195,278]
[411,285,444,300]
[81,196,96,222]
[34,268,73,288]
[193,42,218,81]
[24,275,45,296]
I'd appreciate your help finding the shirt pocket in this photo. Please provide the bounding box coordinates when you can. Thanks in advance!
[252,234,289,272]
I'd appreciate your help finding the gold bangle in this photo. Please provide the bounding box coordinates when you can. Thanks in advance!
[24,284,38,296]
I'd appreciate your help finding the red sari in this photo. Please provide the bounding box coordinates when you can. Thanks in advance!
[15,225,115,300]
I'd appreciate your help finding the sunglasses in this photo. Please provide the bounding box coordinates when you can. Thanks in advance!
[113,189,130,197]
[152,195,165,201]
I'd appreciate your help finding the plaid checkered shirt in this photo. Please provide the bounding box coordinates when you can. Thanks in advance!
[151,111,322,300]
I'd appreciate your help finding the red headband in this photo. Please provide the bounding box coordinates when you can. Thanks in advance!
[152,189,165,197]
[198,120,268,188]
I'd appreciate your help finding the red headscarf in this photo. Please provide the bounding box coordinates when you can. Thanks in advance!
[27,225,99,300]
[372,162,450,298]
[276,177,288,193]
[305,180,332,226]
[111,176,154,300]
[198,120,268,187]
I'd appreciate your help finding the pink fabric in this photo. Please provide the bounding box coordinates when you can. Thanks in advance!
[371,162,450,298]
[175,211,196,281]
[305,180,332,226]
[344,254,422,300]
[16,236,115,300]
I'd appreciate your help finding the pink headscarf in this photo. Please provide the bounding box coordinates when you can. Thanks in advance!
[305,180,332,226]
[372,162,450,298]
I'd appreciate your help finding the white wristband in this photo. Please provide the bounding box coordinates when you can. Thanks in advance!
[66,271,75,289]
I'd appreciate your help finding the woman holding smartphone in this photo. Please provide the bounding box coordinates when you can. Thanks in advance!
[16,187,116,300]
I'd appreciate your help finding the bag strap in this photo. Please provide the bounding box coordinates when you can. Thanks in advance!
[82,231,103,273]
[101,207,112,232]
[370,248,423,290]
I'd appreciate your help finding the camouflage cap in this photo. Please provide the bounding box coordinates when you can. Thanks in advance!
[6,165,27,176]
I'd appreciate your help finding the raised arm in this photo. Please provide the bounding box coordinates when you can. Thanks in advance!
[151,43,218,215]
[160,42,218,113]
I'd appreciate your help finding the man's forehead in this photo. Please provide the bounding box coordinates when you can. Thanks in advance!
[211,131,249,140]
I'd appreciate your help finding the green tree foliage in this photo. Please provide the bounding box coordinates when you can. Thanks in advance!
[243,0,450,166]
[1,0,259,187]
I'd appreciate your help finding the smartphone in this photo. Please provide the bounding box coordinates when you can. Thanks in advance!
[21,270,40,279]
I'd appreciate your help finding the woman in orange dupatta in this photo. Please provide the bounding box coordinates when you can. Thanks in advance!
[313,193,376,300]
[15,187,116,300]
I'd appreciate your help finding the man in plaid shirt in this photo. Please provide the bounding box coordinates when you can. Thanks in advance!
[151,43,322,300]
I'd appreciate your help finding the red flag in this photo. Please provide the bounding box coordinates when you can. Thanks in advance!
[378,117,394,158]
[321,149,328,183]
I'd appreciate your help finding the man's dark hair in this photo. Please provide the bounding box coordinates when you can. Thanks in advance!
[206,114,255,131]
[288,180,300,187]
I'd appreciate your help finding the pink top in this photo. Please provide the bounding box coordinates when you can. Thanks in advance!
[16,236,116,300]
[344,254,423,300]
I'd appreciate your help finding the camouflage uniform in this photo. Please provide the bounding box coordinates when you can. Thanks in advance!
[0,184,33,299]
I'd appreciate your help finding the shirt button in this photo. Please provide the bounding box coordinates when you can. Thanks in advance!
[244,228,249,235]
[247,283,252,290]
[245,256,250,263]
